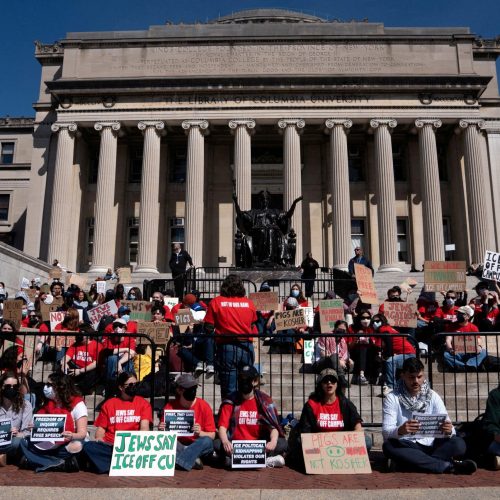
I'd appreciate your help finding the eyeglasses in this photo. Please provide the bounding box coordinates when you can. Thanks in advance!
[321,377,337,384]
[2,384,19,389]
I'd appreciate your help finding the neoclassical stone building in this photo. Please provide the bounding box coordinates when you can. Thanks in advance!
[4,9,500,273]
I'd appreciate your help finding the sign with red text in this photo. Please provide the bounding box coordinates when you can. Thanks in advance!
[301,432,371,475]
[87,300,118,330]
[482,251,500,281]
[319,299,345,332]
[354,264,378,305]
[248,291,279,312]
[384,301,418,328]
[49,310,66,332]
[121,301,153,322]
[424,261,466,292]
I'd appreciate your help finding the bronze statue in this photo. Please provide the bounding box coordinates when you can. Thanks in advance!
[233,190,302,267]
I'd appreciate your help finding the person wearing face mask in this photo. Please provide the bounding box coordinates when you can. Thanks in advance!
[0,371,33,466]
[83,371,152,474]
[444,306,486,371]
[435,291,459,324]
[19,372,88,472]
[284,283,308,308]
[126,287,142,301]
[159,374,216,471]
[215,365,287,468]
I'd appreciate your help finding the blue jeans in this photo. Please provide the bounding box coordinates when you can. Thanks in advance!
[176,436,214,471]
[0,436,24,458]
[488,440,500,456]
[443,350,487,370]
[20,439,72,472]
[178,336,215,370]
[384,353,416,388]
[83,441,114,474]
[216,342,254,398]
[105,354,134,379]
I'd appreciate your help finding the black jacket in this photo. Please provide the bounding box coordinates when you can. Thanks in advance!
[169,250,193,275]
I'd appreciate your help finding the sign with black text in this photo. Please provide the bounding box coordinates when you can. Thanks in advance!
[31,414,66,442]
[411,413,448,439]
[274,308,307,331]
[0,418,12,446]
[482,251,500,281]
[163,410,195,437]
[231,440,266,468]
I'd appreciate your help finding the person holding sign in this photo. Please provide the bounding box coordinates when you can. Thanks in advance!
[444,306,486,371]
[288,368,370,471]
[216,365,287,468]
[0,371,33,465]
[83,371,152,474]
[159,374,216,471]
[382,357,476,474]
[19,372,88,472]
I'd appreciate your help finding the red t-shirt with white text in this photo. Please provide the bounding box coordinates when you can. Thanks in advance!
[66,340,102,368]
[218,397,261,440]
[306,398,345,431]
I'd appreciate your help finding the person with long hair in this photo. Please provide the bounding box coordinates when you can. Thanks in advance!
[19,372,88,472]
[83,371,152,474]
[283,283,308,308]
[204,274,257,398]
[0,371,33,465]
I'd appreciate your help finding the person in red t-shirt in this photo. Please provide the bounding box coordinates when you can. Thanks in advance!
[215,365,287,468]
[435,290,460,325]
[102,318,136,379]
[444,306,486,370]
[159,373,215,471]
[83,371,152,474]
[204,275,258,398]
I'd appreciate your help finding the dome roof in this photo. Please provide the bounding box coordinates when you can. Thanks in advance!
[211,8,326,24]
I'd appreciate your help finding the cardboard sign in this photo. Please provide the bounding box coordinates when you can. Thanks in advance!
[0,418,12,447]
[109,431,177,476]
[174,308,196,333]
[40,302,59,322]
[248,291,279,312]
[164,410,195,437]
[49,310,66,332]
[354,264,379,305]
[303,338,315,365]
[121,301,153,322]
[164,297,179,309]
[411,413,447,439]
[424,261,466,292]
[52,334,77,350]
[452,335,480,354]
[18,329,39,365]
[3,300,23,330]
[26,288,38,301]
[485,334,500,358]
[384,302,418,328]
[96,280,107,294]
[319,299,345,333]
[136,321,170,345]
[274,308,307,331]
[69,273,87,290]
[117,267,132,284]
[231,440,266,469]
[483,251,500,281]
[31,414,66,442]
[87,300,119,330]
[301,432,371,475]
[49,268,62,280]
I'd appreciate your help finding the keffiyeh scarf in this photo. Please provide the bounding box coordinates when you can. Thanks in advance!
[395,378,432,412]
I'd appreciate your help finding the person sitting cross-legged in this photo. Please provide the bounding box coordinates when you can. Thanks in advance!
[382,357,477,474]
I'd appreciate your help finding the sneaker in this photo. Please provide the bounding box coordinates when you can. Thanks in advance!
[382,385,393,397]
[492,455,500,471]
[192,458,204,470]
[266,455,285,468]
[206,365,215,377]
[194,362,205,377]
[451,459,477,475]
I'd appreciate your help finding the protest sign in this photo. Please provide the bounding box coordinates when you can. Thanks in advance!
[52,334,77,350]
[302,306,314,328]
[121,301,153,322]
[163,410,195,437]
[248,291,279,312]
[354,264,379,305]
[40,302,59,322]
[87,300,119,330]
[49,310,66,331]
[319,299,345,333]
[117,267,132,284]
[424,261,466,292]
[482,251,500,281]
[49,268,62,280]
[164,297,179,309]
[96,280,107,294]
[384,301,418,328]
[31,414,66,442]
[301,432,371,475]
[26,288,38,301]
[452,335,480,354]
[274,308,307,331]
[109,431,177,476]
[3,300,23,329]
[136,321,170,345]
[0,418,12,447]
[411,413,447,439]
[303,338,315,365]
[174,308,196,333]
[486,335,500,358]
[231,440,266,469]
[69,273,87,290]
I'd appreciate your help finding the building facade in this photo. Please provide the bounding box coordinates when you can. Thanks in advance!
[5,9,500,273]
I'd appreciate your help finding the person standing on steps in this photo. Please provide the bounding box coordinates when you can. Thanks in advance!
[169,243,194,299]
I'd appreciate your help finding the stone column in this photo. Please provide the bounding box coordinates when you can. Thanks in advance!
[484,121,500,249]
[325,119,353,270]
[459,119,494,263]
[370,119,401,272]
[135,121,165,273]
[278,118,305,265]
[89,121,121,274]
[47,122,78,265]
[229,119,255,211]
[182,120,209,267]
[415,119,445,261]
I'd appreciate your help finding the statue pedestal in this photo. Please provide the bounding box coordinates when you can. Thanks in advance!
[232,267,302,284]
